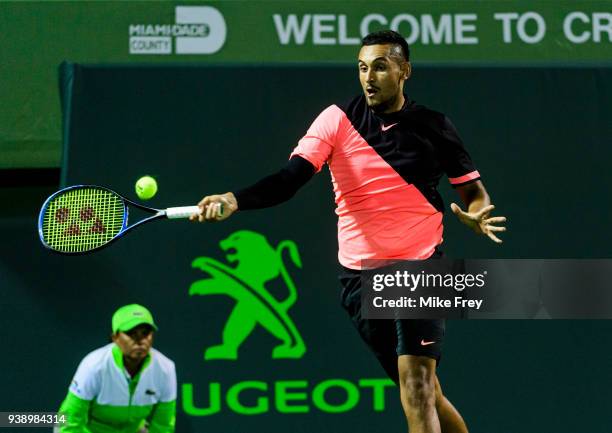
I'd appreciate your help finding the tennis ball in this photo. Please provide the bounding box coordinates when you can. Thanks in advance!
[135,176,158,200]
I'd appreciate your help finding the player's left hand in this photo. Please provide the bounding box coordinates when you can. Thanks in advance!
[450,203,506,244]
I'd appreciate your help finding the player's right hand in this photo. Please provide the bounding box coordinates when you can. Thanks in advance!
[190,192,238,223]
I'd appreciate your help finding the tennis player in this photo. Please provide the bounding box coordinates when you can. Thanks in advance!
[191,30,506,433]
[57,304,176,433]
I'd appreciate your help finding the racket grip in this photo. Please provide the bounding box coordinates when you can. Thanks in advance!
[166,206,201,219]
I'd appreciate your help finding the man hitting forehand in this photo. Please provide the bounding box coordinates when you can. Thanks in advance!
[191,30,506,433]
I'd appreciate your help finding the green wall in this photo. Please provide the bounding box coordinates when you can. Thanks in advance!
[1,64,611,432]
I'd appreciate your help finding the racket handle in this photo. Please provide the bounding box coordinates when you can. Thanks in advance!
[166,206,201,219]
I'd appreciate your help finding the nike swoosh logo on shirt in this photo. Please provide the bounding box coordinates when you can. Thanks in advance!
[420,340,436,346]
[381,122,399,132]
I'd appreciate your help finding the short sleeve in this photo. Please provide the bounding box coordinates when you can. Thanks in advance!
[290,105,344,173]
[68,354,102,401]
[437,116,481,186]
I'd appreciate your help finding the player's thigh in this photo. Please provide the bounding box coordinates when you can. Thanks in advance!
[395,319,445,360]
[340,269,400,381]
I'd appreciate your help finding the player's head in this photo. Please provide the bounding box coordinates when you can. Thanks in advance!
[111,304,158,362]
[358,30,411,113]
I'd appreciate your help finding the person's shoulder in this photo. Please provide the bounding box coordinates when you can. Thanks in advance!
[74,344,112,381]
[80,344,113,367]
[309,98,359,128]
[406,101,446,121]
[404,101,452,130]
[150,348,176,375]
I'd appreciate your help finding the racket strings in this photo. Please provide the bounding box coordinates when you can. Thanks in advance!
[42,187,125,253]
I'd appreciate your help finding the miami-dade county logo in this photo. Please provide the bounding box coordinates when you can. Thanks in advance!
[189,230,306,361]
[129,6,226,55]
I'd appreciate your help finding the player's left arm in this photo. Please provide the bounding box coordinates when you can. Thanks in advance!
[148,400,176,433]
[147,359,177,433]
[450,180,507,244]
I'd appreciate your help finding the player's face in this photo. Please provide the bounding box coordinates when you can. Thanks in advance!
[113,324,154,362]
[358,44,410,113]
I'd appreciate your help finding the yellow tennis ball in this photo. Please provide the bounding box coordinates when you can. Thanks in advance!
[135,176,158,200]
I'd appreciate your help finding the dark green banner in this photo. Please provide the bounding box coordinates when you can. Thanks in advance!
[1,1,611,168]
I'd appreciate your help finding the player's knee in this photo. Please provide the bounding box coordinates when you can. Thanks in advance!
[401,365,436,412]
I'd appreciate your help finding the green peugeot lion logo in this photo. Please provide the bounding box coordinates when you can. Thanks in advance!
[190,230,306,361]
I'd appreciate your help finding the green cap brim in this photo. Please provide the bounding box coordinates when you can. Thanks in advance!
[115,318,158,333]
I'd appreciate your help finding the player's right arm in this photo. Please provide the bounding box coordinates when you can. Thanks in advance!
[191,104,341,223]
[191,156,315,222]
[57,393,93,433]
[57,352,101,433]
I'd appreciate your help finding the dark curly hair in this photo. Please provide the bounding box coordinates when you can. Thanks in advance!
[361,30,410,62]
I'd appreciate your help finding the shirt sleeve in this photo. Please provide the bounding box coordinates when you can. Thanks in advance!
[147,360,177,433]
[57,392,93,433]
[56,353,101,433]
[233,156,315,210]
[159,360,177,402]
[290,104,344,173]
[148,401,176,433]
[436,116,481,186]
[67,354,101,401]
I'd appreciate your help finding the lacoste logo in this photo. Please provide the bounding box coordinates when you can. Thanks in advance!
[381,122,399,132]
[190,230,306,361]
[420,340,436,346]
[145,389,156,396]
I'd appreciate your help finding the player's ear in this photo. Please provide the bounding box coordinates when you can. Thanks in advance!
[403,61,412,80]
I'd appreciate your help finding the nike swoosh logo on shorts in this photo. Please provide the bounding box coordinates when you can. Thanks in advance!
[381,122,398,132]
[420,340,436,346]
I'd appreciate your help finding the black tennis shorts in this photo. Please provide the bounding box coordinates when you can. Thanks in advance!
[339,250,446,384]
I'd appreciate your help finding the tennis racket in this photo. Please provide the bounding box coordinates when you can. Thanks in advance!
[37,185,216,254]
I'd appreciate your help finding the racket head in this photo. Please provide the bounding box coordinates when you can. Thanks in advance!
[38,185,128,254]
